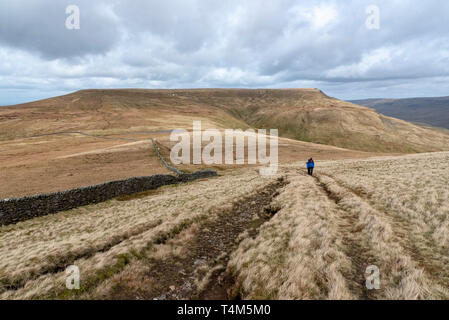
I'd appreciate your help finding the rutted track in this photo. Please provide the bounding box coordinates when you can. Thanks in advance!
[317,172,449,295]
[314,173,449,299]
[104,177,288,300]
[311,174,377,299]
[0,170,282,300]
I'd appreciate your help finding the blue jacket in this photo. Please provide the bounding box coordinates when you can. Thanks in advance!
[307,161,315,168]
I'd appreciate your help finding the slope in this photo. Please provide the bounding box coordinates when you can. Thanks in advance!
[3,88,449,153]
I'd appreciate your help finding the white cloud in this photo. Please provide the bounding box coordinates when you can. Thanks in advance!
[327,48,393,78]
[312,5,338,29]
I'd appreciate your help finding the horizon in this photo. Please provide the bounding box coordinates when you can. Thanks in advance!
[1,87,449,107]
[1,1,449,105]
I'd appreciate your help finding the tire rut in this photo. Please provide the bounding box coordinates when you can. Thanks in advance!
[0,216,195,293]
[107,177,289,300]
[319,173,449,295]
[311,175,378,300]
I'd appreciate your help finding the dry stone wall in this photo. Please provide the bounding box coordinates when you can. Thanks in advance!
[0,170,217,226]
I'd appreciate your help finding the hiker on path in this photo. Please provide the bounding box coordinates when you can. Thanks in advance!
[307,158,315,176]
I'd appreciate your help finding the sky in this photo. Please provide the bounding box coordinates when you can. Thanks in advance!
[1,0,449,105]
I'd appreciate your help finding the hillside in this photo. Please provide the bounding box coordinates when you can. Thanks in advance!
[350,96,449,130]
[3,89,449,152]
[0,88,378,198]
[2,152,449,299]
[2,90,449,300]
[2,88,449,198]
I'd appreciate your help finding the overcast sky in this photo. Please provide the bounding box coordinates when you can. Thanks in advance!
[1,0,449,105]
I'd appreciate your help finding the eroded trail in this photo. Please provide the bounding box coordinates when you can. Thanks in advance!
[228,165,449,300]
[312,174,378,299]
[3,153,449,300]
[94,177,288,300]
[314,173,449,299]
[0,170,281,300]
[322,173,449,295]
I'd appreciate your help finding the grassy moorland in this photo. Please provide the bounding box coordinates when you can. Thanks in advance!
[2,88,449,198]
[2,89,449,300]
[1,152,449,300]
[230,152,449,299]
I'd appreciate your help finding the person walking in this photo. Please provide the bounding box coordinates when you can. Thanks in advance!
[307,158,315,176]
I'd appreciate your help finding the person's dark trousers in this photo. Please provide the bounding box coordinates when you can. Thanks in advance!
[308,167,313,175]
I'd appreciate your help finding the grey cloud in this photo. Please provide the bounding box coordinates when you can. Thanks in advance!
[0,0,120,59]
[1,0,449,105]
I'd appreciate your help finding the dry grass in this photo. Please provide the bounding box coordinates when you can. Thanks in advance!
[0,169,276,299]
[228,175,357,299]
[229,152,449,300]
[3,88,449,198]
[318,152,449,252]
[2,151,449,300]
[0,128,375,199]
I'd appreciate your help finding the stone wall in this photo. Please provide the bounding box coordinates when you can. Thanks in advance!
[0,170,217,226]
[150,138,183,175]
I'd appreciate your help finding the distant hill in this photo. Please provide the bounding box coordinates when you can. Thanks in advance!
[350,97,449,129]
[2,88,449,153]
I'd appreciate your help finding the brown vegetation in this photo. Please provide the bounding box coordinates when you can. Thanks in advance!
[230,152,449,299]
[0,88,388,198]
[1,152,449,299]
[2,89,449,300]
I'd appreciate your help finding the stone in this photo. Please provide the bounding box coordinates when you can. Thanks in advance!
[0,170,217,226]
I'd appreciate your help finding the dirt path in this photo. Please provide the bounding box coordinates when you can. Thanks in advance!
[28,130,179,141]
[106,177,288,300]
